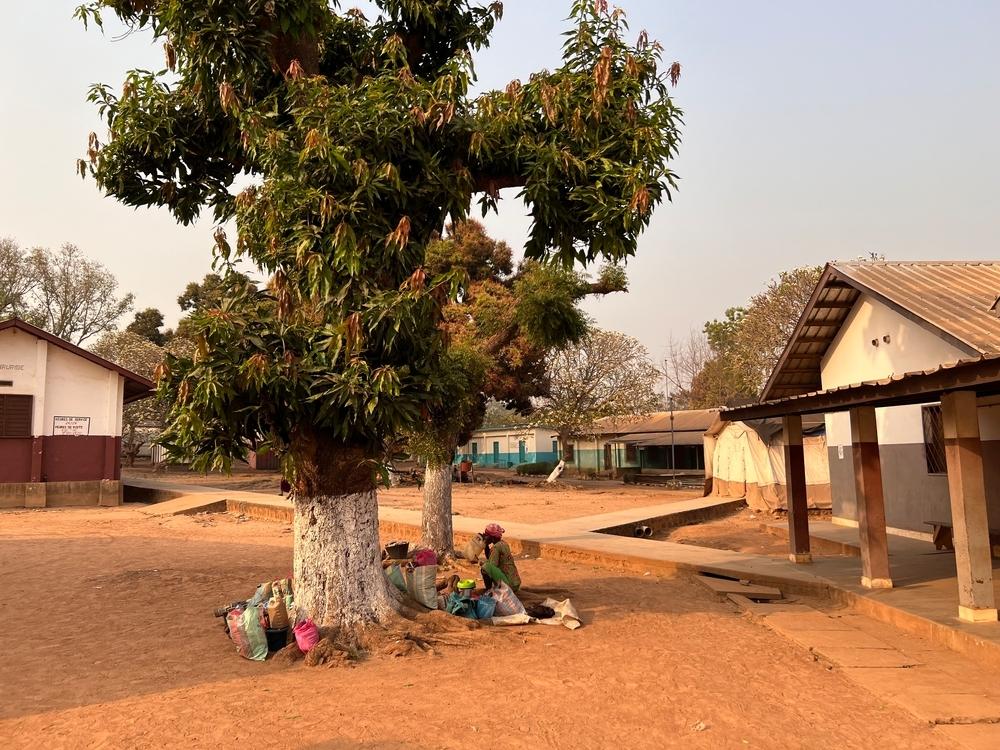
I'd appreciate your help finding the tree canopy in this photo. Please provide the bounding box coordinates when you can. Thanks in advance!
[667,266,821,407]
[0,239,134,344]
[79,0,682,488]
[536,328,662,441]
[126,307,167,345]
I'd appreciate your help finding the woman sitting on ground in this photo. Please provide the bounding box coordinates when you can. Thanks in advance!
[481,523,521,592]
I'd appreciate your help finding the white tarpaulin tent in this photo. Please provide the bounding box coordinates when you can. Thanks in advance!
[704,417,830,512]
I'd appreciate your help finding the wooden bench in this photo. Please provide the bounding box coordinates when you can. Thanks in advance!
[925,519,1000,557]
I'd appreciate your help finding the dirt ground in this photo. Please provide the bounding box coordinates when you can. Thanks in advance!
[0,506,954,749]
[377,482,702,524]
[123,464,703,524]
[663,508,847,557]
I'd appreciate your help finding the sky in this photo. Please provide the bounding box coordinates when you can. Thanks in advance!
[1,1,999,366]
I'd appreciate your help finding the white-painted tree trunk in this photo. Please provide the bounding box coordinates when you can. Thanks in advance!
[421,462,454,554]
[293,489,398,628]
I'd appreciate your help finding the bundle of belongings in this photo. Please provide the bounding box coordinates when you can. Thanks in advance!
[216,577,321,661]
[384,528,582,630]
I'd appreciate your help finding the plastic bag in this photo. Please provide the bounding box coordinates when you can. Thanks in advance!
[445,592,477,619]
[486,581,525,617]
[227,607,250,656]
[239,605,269,661]
[475,596,497,620]
[386,564,406,593]
[403,564,438,609]
[293,618,320,653]
[267,594,289,630]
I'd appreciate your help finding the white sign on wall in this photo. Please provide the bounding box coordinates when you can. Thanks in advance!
[53,416,91,436]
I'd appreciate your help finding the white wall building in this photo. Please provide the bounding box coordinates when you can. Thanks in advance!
[760,261,1000,535]
[0,318,153,507]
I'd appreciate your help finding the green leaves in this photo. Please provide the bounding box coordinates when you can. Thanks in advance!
[83,0,680,474]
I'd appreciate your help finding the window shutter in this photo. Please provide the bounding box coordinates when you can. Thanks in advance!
[0,395,33,437]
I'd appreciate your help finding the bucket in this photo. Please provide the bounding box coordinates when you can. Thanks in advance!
[385,541,410,560]
[457,578,476,599]
[265,627,289,652]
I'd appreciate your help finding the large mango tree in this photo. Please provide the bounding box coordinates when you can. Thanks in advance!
[77,0,682,633]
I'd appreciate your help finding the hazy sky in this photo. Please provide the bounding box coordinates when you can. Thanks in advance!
[2,2,999,364]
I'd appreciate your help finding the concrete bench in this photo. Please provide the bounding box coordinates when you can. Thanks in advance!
[925,520,1000,557]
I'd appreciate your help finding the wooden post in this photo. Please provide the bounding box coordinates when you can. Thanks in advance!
[941,391,997,623]
[850,406,893,588]
[783,414,811,563]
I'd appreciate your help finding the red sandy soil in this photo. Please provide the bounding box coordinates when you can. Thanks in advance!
[663,508,847,557]
[0,506,953,749]
[377,483,703,524]
[123,464,704,524]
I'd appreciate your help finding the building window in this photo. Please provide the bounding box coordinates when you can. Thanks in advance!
[552,439,558,455]
[0,394,32,437]
[922,405,946,474]
[471,442,478,459]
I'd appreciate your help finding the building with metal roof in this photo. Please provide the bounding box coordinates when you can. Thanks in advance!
[720,260,1000,623]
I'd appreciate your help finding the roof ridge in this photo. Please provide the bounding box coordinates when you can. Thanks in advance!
[833,259,1000,268]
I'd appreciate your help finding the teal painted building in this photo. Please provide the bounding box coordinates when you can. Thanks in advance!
[456,425,560,468]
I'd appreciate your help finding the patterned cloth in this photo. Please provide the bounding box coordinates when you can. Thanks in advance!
[483,540,521,591]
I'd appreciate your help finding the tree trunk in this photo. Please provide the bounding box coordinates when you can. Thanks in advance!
[293,488,399,628]
[421,460,454,554]
[290,429,400,629]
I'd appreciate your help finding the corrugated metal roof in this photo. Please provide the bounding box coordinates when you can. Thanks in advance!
[761,261,1000,401]
[727,352,1000,421]
[593,409,720,435]
[835,261,1000,354]
[615,430,707,446]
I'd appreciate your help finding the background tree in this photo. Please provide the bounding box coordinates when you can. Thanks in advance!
[679,266,821,406]
[80,0,682,635]
[536,328,661,451]
[91,331,166,464]
[92,331,194,465]
[727,266,821,394]
[0,238,36,320]
[25,244,134,345]
[126,307,167,345]
[408,220,626,553]
[0,240,133,344]
[481,397,522,428]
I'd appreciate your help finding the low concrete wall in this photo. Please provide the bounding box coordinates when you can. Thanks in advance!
[597,498,746,538]
[0,479,121,508]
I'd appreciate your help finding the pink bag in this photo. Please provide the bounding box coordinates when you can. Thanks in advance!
[293,618,320,652]
[412,548,437,567]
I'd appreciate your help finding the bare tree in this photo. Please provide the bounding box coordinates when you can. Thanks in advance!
[536,329,662,450]
[664,330,713,408]
[25,244,134,344]
[0,238,36,319]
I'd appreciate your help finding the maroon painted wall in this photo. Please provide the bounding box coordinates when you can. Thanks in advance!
[0,439,32,482]
[42,436,120,482]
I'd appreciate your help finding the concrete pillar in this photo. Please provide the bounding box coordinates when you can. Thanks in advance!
[850,406,893,589]
[941,390,997,623]
[24,482,46,508]
[98,479,121,507]
[783,414,811,563]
